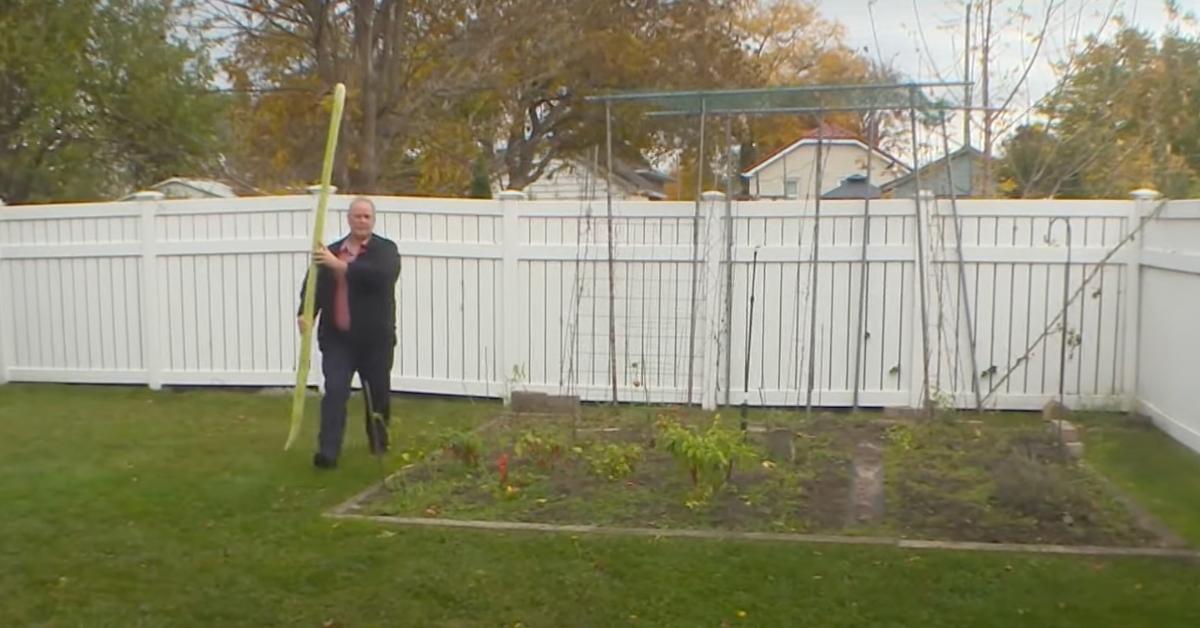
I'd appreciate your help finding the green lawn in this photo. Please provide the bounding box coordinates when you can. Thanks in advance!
[3,384,1200,627]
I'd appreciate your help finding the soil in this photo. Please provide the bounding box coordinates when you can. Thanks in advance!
[360,411,1178,548]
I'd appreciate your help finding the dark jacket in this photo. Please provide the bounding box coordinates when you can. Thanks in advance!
[298,233,401,348]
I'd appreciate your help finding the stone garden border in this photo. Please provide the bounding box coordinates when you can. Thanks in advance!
[325,473,1200,561]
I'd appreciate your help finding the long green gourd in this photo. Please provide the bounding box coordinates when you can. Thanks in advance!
[287,83,346,451]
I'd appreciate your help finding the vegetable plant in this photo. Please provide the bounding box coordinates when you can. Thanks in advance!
[657,415,757,498]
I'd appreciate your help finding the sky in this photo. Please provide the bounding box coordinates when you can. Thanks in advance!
[815,0,1189,141]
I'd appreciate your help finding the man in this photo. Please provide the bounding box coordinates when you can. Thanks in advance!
[298,197,401,469]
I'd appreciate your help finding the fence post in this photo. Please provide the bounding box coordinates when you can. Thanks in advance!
[1124,188,1158,412]
[0,196,10,383]
[700,190,725,410]
[906,190,935,410]
[133,190,166,390]
[498,189,526,404]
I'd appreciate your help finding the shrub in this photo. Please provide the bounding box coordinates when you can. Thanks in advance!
[584,443,643,481]
[657,415,757,497]
[514,430,565,470]
[440,430,483,468]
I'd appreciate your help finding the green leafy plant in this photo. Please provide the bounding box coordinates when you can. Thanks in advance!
[885,424,916,452]
[440,430,483,468]
[503,363,528,403]
[514,430,565,470]
[656,415,757,498]
[584,443,643,481]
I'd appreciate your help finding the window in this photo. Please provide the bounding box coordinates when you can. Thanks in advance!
[784,178,799,199]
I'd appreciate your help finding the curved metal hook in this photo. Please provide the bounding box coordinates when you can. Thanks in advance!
[1047,217,1073,406]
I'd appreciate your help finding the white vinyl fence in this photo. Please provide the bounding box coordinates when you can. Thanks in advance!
[0,190,1196,451]
[1133,199,1200,453]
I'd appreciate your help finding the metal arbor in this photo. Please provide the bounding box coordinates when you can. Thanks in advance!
[579,82,985,414]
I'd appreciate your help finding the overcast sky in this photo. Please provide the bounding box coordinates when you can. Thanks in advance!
[816,0,1188,128]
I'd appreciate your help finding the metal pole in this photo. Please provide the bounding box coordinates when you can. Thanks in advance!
[852,112,876,410]
[963,1,973,149]
[939,117,985,412]
[1048,217,1073,406]
[804,116,827,416]
[604,102,619,404]
[741,249,759,432]
[909,88,934,415]
[723,116,735,407]
[685,99,707,405]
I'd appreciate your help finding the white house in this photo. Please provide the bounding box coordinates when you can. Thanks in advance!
[119,177,238,201]
[520,156,670,201]
[742,124,909,199]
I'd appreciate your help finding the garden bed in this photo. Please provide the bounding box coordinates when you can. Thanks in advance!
[351,408,1183,548]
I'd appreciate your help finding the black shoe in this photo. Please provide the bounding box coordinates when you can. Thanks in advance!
[313,453,338,469]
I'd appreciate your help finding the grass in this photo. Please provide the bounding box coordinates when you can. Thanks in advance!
[1,384,1199,627]
[1078,415,1200,546]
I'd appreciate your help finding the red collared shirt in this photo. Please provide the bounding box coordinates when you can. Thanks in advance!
[332,237,369,331]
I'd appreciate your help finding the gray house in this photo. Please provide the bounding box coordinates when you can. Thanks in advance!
[821,174,882,199]
[881,147,986,198]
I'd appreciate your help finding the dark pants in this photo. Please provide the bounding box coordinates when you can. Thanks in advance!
[318,333,393,460]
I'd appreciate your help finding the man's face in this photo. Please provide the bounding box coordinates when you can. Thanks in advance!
[348,201,375,239]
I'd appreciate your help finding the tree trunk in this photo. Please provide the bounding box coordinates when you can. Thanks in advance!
[355,0,378,192]
[981,0,994,197]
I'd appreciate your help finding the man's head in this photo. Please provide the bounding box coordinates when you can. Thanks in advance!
[347,196,376,241]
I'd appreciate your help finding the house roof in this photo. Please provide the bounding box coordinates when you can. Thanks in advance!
[741,124,909,177]
[562,155,672,200]
[821,174,882,199]
[152,177,237,198]
[879,146,985,192]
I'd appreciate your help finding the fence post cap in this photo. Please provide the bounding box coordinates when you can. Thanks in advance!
[497,189,527,201]
[700,190,726,201]
[129,191,165,201]
[1129,188,1160,201]
[306,184,338,196]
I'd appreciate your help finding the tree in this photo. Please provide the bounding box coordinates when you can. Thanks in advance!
[667,0,878,199]
[999,26,1200,198]
[0,0,224,203]
[209,0,515,193]
[473,0,754,192]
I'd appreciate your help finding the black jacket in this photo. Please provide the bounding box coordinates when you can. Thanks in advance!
[298,233,401,348]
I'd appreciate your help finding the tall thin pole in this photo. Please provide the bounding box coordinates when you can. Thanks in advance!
[804,116,827,416]
[909,89,934,414]
[604,102,619,404]
[685,99,707,405]
[940,117,984,412]
[963,1,973,148]
[741,249,759,431]
[852,112,876,409]
[722,116,735,407]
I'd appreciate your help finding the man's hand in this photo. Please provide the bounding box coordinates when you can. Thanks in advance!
[314,245,346,272]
